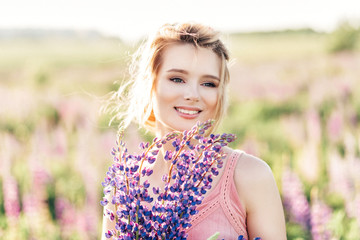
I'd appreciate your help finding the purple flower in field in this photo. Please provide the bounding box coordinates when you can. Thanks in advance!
[282,168,311,230]
[328,147,360,222]
[101,120,236,239]
[32,167,51,191]
[305,109,321,144]
[52,126,68,156]
[310,199,332,240]
[22,194,40,218]
[2,176,20,222]
[326,109,343,142]
[22,164,52,220]
[55,197,78,233]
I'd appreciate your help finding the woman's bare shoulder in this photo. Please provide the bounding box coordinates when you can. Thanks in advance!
[230,149,286,238]
[230,149,278,207]
[231,149,273,181]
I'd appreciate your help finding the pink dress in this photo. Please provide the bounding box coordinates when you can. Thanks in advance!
[186,150,248,240]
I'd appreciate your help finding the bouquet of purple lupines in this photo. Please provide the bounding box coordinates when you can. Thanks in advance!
[101,120,236,239]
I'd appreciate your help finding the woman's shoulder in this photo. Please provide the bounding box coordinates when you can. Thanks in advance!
[224,147,273,179]
[228,150,277,208]
[237,150,272,176]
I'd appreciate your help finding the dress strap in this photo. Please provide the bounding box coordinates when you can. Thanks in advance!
[221,150,243,191]
[220,150,247,234]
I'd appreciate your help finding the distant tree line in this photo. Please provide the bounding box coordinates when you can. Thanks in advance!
[327,20,360,53]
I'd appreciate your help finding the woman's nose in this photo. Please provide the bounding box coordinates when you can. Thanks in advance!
[184,83,200,102]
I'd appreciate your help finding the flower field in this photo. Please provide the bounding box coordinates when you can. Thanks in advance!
[0,29,360,239]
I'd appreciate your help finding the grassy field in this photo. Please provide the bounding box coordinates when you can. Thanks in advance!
[1,29,360,239]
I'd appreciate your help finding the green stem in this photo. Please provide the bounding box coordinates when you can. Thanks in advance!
[135,205,139,240]
[166,131,197,184]
[138,139,161,177]
[195,159,216,188]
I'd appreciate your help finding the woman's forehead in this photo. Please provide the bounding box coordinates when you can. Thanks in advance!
[159,43,221,77]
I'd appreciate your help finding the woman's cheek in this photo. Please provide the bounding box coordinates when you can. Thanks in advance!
[203,88,218,107]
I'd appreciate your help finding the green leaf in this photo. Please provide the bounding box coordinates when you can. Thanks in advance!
[207,232,220,240]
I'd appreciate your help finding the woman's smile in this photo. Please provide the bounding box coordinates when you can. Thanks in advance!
[174,106,202,119]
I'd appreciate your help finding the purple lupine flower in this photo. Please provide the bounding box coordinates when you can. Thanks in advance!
[52,126,68,157]
[328,148,360,222]
[101,120,236,239]
[328,153,347,195]
[1,137,26,223]
[22,194,37,217]
[310,199,332,240]
[282,168,311,230]
[22,163,52,224]
[305,109,322,144]
[2,176,20,222]
[236,236,262,240]
[55,197,78,235]
[32,167,51,195]
[326,109,343,143]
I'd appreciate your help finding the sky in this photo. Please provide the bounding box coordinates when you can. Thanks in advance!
[1,0,359,41]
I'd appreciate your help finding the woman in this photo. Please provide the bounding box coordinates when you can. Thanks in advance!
[102,22,286,240]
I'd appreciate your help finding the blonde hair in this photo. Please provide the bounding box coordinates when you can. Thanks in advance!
[107,22,230,133]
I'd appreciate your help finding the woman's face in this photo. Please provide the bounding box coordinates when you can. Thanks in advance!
[152,43,221,136]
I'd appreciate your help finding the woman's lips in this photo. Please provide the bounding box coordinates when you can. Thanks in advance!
[174,107,202,119]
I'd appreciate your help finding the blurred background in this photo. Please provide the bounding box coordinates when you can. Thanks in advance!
[1,0,360,239]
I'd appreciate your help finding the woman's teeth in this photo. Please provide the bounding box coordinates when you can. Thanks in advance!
[176,108,200,115]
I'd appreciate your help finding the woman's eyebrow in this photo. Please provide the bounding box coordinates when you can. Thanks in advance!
[203,74,220,81]
[166,68,188,74]
[166,68,220,81]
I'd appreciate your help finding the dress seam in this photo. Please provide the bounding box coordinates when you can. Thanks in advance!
[221,151,243,234]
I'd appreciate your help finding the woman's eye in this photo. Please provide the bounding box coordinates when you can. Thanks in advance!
[202,82,217,88]
[169,77,184,83]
